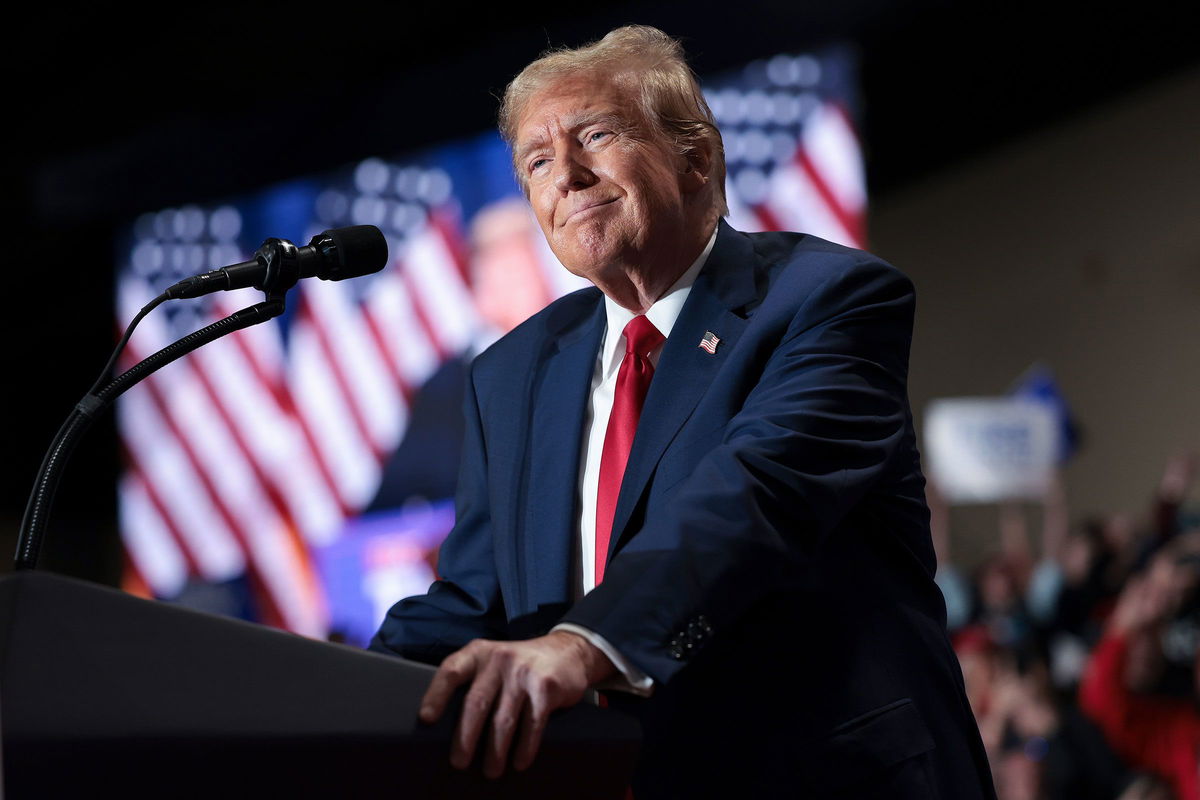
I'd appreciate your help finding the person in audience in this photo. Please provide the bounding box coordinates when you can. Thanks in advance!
[936,450,1198,799]
[1079,545,1200,800]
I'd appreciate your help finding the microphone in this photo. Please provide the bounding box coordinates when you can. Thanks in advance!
[165,225,388,299]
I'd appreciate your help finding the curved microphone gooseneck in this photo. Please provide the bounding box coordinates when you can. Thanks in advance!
[14,225,388,571]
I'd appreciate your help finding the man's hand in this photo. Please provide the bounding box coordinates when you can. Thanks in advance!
[419,630,617,778]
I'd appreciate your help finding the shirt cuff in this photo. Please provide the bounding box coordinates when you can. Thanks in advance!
[552,623,655,697]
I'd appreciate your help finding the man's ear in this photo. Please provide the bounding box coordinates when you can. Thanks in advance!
[678,140,713,194]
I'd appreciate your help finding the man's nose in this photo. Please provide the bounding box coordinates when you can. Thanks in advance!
[553,151,597,192]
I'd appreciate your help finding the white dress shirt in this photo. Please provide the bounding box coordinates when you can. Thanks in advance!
[553,227,718,695]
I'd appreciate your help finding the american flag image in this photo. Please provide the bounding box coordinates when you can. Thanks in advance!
[699,331,721,355]
[709,47,866,248]
[115,46,865,640]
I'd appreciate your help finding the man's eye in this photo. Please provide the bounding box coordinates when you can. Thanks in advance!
[530,158,548,172]
[587,131,610,144]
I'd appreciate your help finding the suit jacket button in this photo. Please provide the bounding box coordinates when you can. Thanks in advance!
[668,636,684,659]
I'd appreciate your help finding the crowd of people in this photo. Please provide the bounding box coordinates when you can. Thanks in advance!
[932,453,1200,799]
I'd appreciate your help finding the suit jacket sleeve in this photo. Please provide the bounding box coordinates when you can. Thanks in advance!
[368,360,507,663]
[559,254,920,685]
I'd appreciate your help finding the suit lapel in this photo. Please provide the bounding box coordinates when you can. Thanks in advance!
[518,293,605,614]
[607,222,760,561]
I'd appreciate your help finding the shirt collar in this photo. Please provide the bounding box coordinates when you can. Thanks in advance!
[599,226,718,378]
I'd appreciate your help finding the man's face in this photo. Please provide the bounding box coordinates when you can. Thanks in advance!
[514,73,694,285]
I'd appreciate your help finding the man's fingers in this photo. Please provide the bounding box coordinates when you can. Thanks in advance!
[421,635,592,775]
[420,648,478,724]
[512,694,550,772]
[451,659,503,770]
[483,682,526,779]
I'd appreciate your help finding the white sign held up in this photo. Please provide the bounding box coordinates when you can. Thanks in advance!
[924,397,1057,504]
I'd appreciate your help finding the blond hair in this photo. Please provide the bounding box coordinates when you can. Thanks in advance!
[498,25,727,215]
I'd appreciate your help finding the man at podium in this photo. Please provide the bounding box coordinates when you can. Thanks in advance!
[371,25,995,798]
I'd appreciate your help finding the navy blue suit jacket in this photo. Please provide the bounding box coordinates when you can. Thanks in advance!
[372,221,995,797]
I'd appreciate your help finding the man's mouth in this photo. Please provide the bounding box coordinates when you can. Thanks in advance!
[563,198,617,224]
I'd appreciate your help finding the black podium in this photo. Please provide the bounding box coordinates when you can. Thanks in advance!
[0,572,640,798]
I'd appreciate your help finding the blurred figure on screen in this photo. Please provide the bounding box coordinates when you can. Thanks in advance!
[470,197,553,338]
[367,198,552,512]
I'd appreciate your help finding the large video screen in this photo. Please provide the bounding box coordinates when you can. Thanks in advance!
[116,47,864,644]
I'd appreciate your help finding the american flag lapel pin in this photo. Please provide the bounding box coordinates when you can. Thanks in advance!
[698,330,720,355]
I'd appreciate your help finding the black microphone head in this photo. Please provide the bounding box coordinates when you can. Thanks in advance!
[309,225,389,281]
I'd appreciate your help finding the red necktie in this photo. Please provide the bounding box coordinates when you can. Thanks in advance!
[595,315,664,585]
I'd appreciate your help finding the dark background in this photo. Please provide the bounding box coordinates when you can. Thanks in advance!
[3,1,1195,581]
